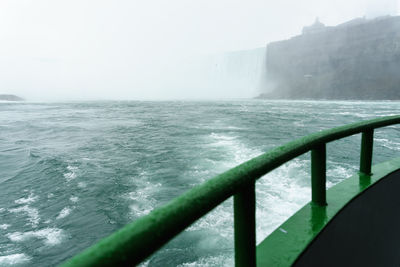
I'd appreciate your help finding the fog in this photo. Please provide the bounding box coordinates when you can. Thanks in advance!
[0,0,398,101]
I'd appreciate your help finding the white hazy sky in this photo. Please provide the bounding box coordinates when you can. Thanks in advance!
[0,0,399,100]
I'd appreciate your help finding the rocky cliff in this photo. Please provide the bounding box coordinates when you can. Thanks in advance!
[260,16,400,100]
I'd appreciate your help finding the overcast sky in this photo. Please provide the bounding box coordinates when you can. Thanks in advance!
[0,0,399,100]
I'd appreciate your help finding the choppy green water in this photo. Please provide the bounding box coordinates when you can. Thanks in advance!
[0,100,399,266]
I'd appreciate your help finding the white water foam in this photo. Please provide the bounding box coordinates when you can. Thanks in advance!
[256,158,311,242]
[187,132,312,256]
[128,173,162,218]
[15,192,38,205]
[64,165,78,181]
[177,255,234,267]
[332,111,371,118]
[7,228,65,246]
[0,224,10,230]
[376,113,400,117]
[204,132,262,174]
[326,162,356,188]
[69,196,79,203]
[56,207,73,220]
[375,138,400,151]
[56,207,74,220]
[9,205,40,228]
[0,253,31,265]
[188,202,234,240]
[192,132,314,252]
[187,132,263,239]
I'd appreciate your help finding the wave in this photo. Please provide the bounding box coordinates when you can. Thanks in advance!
[64,165,78,181]
[127,171,162,219]
[14,193,38,205]
[0,253,31,266]
[7,228,65,246]
[8,205,40,228]
[0,224,10,230]
[69,196,79,203]
[56,207,74,220]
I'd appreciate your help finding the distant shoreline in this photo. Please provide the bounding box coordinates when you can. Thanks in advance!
[0,94,24,101]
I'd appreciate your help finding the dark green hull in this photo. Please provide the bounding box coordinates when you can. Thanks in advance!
[258,158,400,266]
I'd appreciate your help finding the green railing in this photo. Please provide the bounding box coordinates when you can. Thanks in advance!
[62,115,400,267]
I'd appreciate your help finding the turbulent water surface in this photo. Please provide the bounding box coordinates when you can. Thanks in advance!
[0,100,399,266]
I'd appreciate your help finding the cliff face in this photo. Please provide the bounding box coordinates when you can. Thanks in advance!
[263,16,400,100]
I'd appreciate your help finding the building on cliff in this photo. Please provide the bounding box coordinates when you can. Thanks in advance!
[260,16,400,100]
[302,18,326,35]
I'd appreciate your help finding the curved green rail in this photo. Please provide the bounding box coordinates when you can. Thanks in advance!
[62,115,400,267]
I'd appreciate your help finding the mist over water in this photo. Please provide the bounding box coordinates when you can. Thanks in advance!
[1,0,399,101]
[1,100,399,266]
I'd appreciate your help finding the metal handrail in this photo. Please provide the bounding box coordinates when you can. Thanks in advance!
[62,115,400,267]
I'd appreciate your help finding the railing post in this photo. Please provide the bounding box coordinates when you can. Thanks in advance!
[311,144,327,206]
[234,181,256,267]
[360,129,374,175]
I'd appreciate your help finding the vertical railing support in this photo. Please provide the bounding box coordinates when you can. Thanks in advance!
[360,129,374,175]
[234,181,256,267]
[311,144,327,206]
